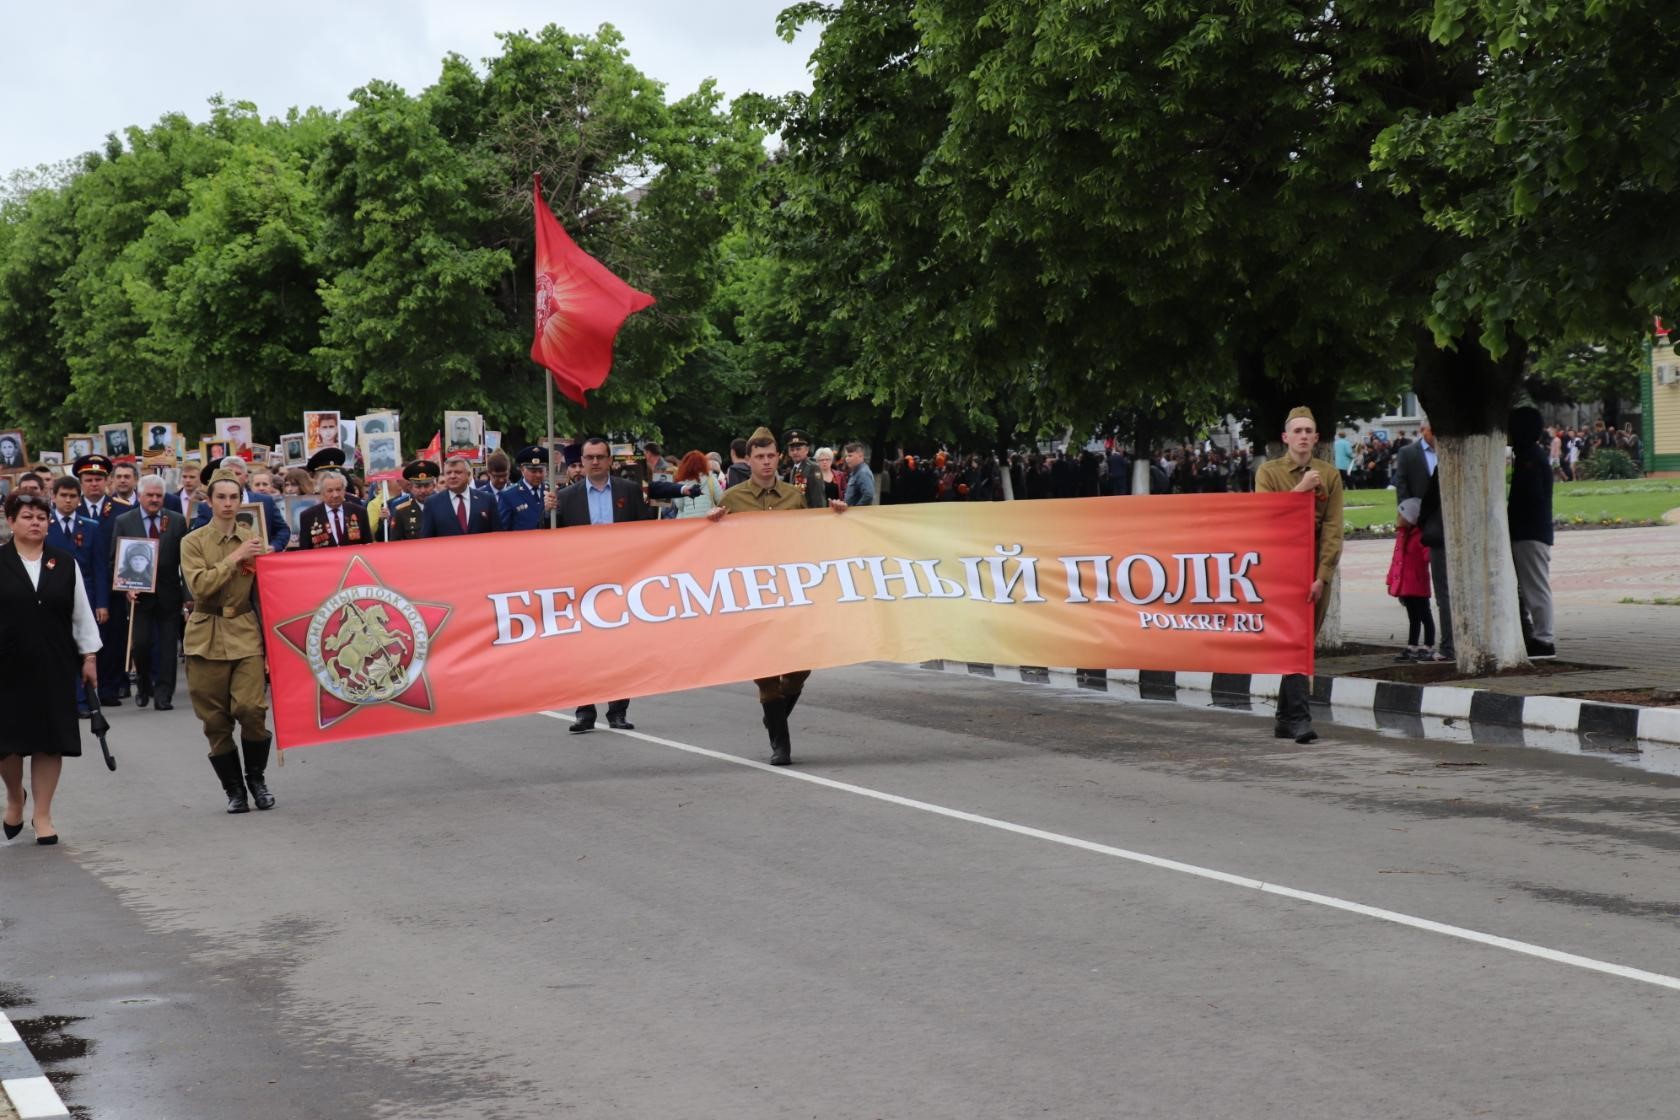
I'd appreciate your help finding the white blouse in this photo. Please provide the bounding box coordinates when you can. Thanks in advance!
[20,554,103,655]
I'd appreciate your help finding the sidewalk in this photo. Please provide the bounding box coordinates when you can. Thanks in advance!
[1331,523,1680,701]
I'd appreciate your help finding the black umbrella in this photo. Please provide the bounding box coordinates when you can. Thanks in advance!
[84,697,116,771]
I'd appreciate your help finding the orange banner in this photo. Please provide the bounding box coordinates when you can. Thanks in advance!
[256,494,1317,748]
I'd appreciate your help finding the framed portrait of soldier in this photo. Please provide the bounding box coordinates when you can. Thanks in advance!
[235,502,270,551]
[63,434,95,462]
[202,439,230,464]
[304,411,342,457]
[142,421,178,465]
[38,451,63,469]
[0,429,27,469]
[360,433,401,476]
[443,411,483,461]
[356,411,398,437]
[99,423,135,461]
[112,537,160,594]
[280,432,306,467]
[215,416,254,459]
[249,443,271,465]
[284,496,320,543]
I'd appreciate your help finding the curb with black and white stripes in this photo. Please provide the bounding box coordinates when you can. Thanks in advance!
[0,1009,69,1119]
[919,661,1680,753]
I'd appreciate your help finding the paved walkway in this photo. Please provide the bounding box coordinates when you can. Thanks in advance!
[1329,524,1680,697]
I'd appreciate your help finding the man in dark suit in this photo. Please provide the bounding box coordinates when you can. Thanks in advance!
[109,477,190,709]
[555,436,653,733]
[191,456,291,550]
[297,470,373,548]
[71,454,139,704]
[420,456,501,536]
[48,474,110,715]
[1394,420,1451,660]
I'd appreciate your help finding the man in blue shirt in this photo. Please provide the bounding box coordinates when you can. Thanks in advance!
[841,441,875,507]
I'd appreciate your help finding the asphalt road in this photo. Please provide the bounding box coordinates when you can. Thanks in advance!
[5,664,1680,1119]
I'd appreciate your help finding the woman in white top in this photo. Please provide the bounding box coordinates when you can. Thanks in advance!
[0,491,101,845]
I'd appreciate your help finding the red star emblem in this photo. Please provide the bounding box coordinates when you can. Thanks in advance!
[273,555,451,731]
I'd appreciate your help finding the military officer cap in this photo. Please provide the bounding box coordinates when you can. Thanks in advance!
[150,424,169,439]
[514,444,548,471]
[783,428,812,449]
[73,453,112,477]
[403,460,440,482]
[1284,406,1318,428]
[306,447,347,472]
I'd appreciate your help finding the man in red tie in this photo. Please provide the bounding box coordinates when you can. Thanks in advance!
[420,457,501,536]
[296,470,373,549]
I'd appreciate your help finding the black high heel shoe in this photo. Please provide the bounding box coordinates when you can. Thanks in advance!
[4,791,26,840]
[33,819,57,846]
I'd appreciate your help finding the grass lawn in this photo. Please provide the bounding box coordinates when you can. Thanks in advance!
[1341,478,1680,532]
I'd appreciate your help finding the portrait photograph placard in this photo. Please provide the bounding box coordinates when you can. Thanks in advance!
[215,416,254,458]
[484,430,502,453]
[360,433,401,476]
[202,439,230,464]
[99,422,135,462]
[0,429,28,469]
[355,411,399,437]
[304,411,342,456]
[38,451,63,468]
[142,421,178,465]
[280,432,306,466]
[443,411,483,461]
[112,536,161,593]
[63,434,96,462]
[284,495,320,541]
[235,502,270,551]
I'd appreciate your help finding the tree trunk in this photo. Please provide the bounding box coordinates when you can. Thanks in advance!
[1315,569,1343,652]
[999,466,1015,501]
[1132,459,1152,496]
[1436,431,1528,672]
[1412,326,1531,674]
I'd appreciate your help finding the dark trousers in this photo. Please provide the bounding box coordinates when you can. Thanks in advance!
[1429,547,1454,657]
[1400,595,1435,648]
[96,597,130,701]
[576,700,628,723]
[132,599,181,702]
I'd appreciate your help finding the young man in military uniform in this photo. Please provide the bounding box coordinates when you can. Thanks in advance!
[180,469,276,813]
[498,445,558,531]
[708,427,849,765]
[782,429,827,509]
[1255,406,1345,744]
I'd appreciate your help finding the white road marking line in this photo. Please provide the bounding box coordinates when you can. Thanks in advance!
[0,1014,19,1044]
[537,711,1680,994]
[3,1074,70,1119]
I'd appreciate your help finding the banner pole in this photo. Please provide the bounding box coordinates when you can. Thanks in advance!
[546,370,557,529]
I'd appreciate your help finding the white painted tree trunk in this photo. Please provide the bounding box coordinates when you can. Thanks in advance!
[1132,459,1152,496]
[1315,568,1343,652]
[1438,431,1529,672]
[999,466,1015,501]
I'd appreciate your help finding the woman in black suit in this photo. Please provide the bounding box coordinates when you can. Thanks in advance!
[0,492,102,844]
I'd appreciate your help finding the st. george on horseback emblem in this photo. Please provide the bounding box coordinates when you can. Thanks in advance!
[273,556,452,731]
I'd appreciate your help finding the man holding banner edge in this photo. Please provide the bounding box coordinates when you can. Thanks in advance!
[710,426,851,765]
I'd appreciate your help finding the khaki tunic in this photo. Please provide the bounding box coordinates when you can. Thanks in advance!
[180,522,263,660]
[718,474,810,700]
[719,476,808,514]
[1255,455,1345,584]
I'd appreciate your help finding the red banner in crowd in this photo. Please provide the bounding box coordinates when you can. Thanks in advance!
[256,494,1317,749]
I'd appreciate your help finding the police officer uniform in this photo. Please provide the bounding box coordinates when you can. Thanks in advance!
[47,479,110,716]
[1254,406,1344,744]
[388,461,437,542]
[180,469,275,813]
[498,445,554,531]
[73,455,132,704]
[781,429,827,510]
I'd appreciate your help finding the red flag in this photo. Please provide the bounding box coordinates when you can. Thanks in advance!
[420,431,441,464]
[531,175,655,405]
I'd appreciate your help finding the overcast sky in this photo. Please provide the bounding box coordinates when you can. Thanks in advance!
[1,0,819,177]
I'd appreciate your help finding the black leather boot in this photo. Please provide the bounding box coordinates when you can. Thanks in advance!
[210,752,250,813]
[242,737,276,811]
[761,699,792,766]
[1279,674,1318,744]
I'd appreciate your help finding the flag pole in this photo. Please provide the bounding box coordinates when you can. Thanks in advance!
[546,368,557,529]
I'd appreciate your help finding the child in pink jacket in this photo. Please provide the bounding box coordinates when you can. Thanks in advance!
[1387,497,1438,661]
